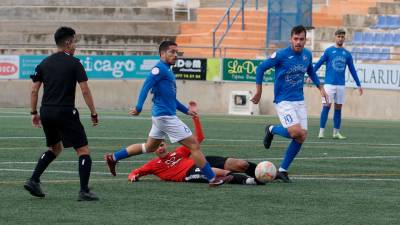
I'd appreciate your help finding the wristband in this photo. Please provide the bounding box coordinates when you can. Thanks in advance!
[30,110,38,115]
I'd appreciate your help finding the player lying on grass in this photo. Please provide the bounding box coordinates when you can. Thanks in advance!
[107,101,264,185]
[127,140,264,185]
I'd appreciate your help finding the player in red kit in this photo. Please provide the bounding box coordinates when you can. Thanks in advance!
[127,102,264,185]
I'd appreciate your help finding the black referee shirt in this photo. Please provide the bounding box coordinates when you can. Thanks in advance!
[31,52,88,107]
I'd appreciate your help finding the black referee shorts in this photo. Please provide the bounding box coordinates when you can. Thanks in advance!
[40,106,88,149]
[205,156,228,169]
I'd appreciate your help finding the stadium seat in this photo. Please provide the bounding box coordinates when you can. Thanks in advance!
[386,16,399,29]
[394,33,400,46]
[380,48,390,60]
[363,32,374,45]
[371,15,387,29]
[359,48,371,61]
[371,48,381,61]
[351,47,361,61]
[382,33,394,46]
[374,33,384,46]
[351,32,363,45]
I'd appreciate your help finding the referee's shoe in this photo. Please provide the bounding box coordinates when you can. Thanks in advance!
[24,179,45,198]
[78,190,99,201]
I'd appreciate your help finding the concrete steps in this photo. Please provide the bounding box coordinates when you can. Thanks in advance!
[0,6,174,21]
[199,0,267,8]
[0,20,180,36]
[369,2,400,14]
[176,7,267,58]
[0,0,147,6]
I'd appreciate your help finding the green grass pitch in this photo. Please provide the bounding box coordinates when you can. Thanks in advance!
[0,108,399,225]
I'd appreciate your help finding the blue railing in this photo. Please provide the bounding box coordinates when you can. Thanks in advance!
[212,0,258,57]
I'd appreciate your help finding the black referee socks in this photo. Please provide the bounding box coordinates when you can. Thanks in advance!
[78,155,92,193]
[31,150,57,182]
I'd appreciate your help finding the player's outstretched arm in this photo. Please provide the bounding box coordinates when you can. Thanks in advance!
[128,165,152,182]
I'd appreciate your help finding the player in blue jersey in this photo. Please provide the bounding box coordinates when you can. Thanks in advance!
[314,29,363,139]
[104,41,227,187]
[251,25,329,182]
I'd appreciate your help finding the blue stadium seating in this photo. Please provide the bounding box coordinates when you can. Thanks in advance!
[374,33,384,45]
[394,33,400,46]
[382,33,394,46]
[360,48,371,60]
[371,48,381,61]
[371,15,387,29]
[380,48,390,60]
[351,32,363,45]
[387,16,400,29]
[363,32,374,45]
[351,47,361,60]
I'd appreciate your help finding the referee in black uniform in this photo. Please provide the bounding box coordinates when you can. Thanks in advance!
[24,27,99,201]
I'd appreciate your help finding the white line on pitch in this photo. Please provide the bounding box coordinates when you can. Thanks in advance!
[0,136,399,146]
[0,168,121,175]
[1,155,399,165]
[1,168,399,182]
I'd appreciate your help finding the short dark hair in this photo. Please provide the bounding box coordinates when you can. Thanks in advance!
[291,25,307,37]
[54,26,76,47]
[159,41,177,55]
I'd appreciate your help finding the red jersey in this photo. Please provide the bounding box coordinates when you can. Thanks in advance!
[129,116,205,182]
[130,146,195,182]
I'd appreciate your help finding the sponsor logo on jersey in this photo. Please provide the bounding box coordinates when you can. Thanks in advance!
[151,67,160,75]
[270,52,277,59]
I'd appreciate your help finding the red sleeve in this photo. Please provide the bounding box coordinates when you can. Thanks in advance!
[192,116,205,143]
[130,161,156,178]
[175,146,191,157]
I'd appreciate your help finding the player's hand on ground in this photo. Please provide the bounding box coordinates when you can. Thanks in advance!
[129,107,140,116]
[358,87,363,96]
[31,114,41,128]
[250,92,262,104]
[128,173,139,182]
[91,113,99,126]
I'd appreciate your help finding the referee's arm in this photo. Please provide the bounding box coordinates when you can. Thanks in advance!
[79,81,97,116]
[30,81,42,114]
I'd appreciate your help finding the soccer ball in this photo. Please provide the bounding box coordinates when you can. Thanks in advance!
[255,161,277,183]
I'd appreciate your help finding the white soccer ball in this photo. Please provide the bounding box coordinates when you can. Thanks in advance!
[255,161,277,183]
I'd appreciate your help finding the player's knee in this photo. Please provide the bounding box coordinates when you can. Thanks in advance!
[144,143,158,153]
[50,142,63,156]
[289,129,306,143]
[75,145,89,156]
[236,160,249,172]
[225,158,249,172]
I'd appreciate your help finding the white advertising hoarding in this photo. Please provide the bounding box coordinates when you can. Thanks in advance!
[0,55,19,79]
[346,63,400,90]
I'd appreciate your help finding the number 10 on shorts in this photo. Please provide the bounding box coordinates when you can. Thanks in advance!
[283,114,293,125]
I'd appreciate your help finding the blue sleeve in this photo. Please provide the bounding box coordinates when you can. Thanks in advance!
[347,54,361,87]
[313,50,328,72]
[307,55,321,87]
[176,99,189,115]
[135,75,156,113]
[255,52,279,84]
